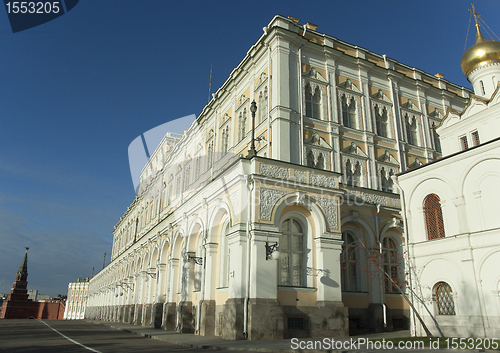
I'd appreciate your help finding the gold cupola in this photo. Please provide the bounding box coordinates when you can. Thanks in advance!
[461,7,500,76]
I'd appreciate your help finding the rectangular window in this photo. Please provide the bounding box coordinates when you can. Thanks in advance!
[472,131,480,146]
[460,136,469,151]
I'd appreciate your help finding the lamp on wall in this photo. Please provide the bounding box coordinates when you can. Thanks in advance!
[184,254,203,269]
[265,241,280,260]
[247,100,258,158]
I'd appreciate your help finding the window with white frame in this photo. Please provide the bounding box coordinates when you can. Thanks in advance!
[221,125,229,154]
[459,135,469,151]
[279,218,305,286]
[382,237,400,293]
[207,140,214,170]
[341,94,357,129]
[237,109,247,142]
[305,83,321,120]
[258,86,268,124]
[431,122,441,152]
[471,130,480,147]
[405,114,418,145]
[374,104,389,137]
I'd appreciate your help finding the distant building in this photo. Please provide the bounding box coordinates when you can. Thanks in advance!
[64,278,89,320]
[0,248,65,320]
[27,289,38,301]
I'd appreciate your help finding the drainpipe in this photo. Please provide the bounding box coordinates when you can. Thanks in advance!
[391,175,416,336]
[243,174,254,338]
[298,47,304,165]
[374,203,387,331]
[196,199,209,334]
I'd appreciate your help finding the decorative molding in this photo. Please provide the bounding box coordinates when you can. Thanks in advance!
[259,188,290,221]
[259,164,289,179]
[400,98,420,112]
[370,89,391,102]
[294,170,305,183]
[255,72,269,90]
[303,67,328,83]
[310,196,338,229]
[309,173,336,188]
[236,94,248,110]
[337,78,362,94]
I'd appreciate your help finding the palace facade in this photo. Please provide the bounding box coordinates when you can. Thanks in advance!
[85,15,470,339]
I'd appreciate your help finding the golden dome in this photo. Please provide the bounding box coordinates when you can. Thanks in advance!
[461,25,500,76]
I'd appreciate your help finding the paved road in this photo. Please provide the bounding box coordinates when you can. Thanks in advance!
[0,319,233,353]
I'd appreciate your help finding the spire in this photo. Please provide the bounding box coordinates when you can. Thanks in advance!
[17,247,28,276]
[469,3,485,44]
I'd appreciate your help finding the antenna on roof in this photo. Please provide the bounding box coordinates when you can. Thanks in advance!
[208,64,213,103]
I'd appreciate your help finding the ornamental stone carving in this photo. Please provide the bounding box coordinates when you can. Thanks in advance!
[310,173,336,188]
[294,170,305,183]
[259,188,291,221]
[310,196,338,229]
[259,164,289,179]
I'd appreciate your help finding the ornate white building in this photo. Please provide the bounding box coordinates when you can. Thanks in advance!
[64,278,89,320]
[85,15,470,339]
[396,9,500,337]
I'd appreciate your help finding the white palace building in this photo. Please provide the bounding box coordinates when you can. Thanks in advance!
[396,8,500,338]
[85,14,473,339]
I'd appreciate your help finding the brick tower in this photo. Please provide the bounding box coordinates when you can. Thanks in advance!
[0,247,36,319]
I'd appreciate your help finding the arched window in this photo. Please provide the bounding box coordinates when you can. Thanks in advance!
[316,153,324,169]
[435,282,455,315]
[405,115,418,145]
[279,219,304,286]
[382,237,400,293]
[238,110,247,142]
[262,86,268,123]
[306,150,315,167]
[207,141,214,170]
[381,168,388,191]
[258,91,264,124]
[424,194,445,240]
[348,97,356,128]
[345,159,353,186]
[221,126,229,154]
[375,105,388,137]
[341,95,349,127]
[305,84,321,119]
[431,122,441,152]
[341,232,358,291]
[353,162,361,187]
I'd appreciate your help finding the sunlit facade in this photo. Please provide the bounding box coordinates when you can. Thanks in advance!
[85,15,469,339]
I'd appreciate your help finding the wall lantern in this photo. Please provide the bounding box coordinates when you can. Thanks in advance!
[265,241,280,260]
[184,254,203,269]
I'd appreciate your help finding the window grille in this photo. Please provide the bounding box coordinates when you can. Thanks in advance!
[460,136,469,150]
[435,282,455,315]
[288,317,305,330]
[382,237,400,293]
[424,194,445,240]
[472,131,480,146]
[341,232,358,291]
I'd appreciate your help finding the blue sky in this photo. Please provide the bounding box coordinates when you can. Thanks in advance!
[0,0,498,296]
